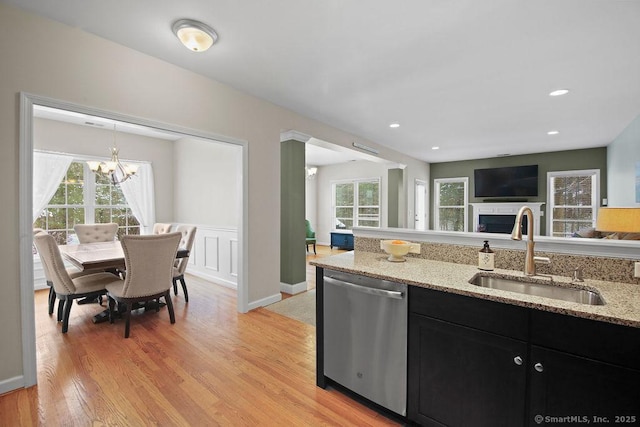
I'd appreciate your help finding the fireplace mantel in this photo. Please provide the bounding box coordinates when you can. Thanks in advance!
[470,202,545,234]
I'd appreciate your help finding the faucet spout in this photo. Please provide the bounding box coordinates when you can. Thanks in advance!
[511,206,536,275]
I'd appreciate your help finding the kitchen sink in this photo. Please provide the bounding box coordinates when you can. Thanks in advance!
[469,274,605,305]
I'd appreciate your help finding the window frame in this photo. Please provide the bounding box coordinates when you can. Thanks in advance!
[331,177,381,230]
[546,169,600,237]
[433,177,469,232]
[35,159,141,244]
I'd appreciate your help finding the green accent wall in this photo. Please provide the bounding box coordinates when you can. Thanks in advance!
[280,140,307,286]
[430,148,608,235]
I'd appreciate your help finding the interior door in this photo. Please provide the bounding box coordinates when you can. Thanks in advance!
[415,180,427,230]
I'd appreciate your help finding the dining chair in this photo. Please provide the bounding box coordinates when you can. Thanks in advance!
[33,232,121,333]
[34,229,99,315]
[153,223,173,234]
[306,220,316,254]
[74,222,119,243]
[106,232,181,338]
[172,225,197,302]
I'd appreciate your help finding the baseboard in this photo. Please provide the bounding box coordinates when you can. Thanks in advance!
[186,270,237,290]
[280,281,307,295]
[247,293,282,311]
[0,375,25,395]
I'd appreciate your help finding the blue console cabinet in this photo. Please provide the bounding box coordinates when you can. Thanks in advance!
[330,232,354,250]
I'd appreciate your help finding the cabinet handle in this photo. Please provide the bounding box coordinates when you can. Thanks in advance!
[534,362,544,373]
[513,356,523,366]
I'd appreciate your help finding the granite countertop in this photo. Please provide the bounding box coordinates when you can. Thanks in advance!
[310,251,640,328]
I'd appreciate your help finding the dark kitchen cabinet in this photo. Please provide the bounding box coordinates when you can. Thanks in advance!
[409,314,527,427]
[330,232,353,250]
[408,286,640,427]
[528,346,640,425]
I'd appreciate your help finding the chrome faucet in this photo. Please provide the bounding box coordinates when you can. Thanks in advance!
[511,206,550,276]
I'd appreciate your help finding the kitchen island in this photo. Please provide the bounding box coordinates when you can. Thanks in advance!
[312,251,640,426]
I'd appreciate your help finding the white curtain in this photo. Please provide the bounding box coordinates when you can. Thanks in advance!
[119,163,156,235]
[33,151,73,222]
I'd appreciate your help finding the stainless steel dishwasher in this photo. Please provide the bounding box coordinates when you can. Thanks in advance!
[323,269,407,416]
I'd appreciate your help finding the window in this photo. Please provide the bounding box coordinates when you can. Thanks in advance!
[434,177,468,232]
[33,160,140,245]
[547,169,599,237]
[333,179,380,229]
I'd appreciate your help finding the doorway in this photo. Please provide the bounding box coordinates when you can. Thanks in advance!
[415,179,427,231]
[19,93,248,387]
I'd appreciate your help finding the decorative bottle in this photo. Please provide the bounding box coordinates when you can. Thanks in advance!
[478,240,495,271]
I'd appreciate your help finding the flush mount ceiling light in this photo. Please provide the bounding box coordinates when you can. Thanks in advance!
[172,19,218,52]
[549,89,570,97]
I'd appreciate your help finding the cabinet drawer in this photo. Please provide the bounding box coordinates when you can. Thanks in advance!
[531,310,640,369]
[409,286,529,340]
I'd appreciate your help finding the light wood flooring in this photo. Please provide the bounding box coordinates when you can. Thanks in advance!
[305,244,347,290]
[0,272,397,426]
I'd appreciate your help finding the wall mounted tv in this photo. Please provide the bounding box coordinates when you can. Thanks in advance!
[474,164,539,198]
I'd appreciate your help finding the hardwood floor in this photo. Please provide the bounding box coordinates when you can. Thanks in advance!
[306,244,347,291]
[0,273,398,426]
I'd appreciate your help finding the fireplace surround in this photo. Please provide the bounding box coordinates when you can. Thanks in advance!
[470,202,544,234]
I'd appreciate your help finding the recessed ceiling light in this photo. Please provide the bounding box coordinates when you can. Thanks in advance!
[389,123,400,128]
[549,89,569,97]
[432,146,440,150]
[548,130,560,135]
[172,19,218,52]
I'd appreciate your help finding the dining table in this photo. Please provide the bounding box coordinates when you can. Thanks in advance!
[59,240,190,272]
[59,240,190,323]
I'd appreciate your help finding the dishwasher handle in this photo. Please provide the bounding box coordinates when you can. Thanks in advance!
[324,276,405,299]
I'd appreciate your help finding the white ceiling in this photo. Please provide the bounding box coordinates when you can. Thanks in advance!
[9,0,640,163]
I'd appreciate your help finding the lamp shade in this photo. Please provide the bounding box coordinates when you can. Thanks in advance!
[595,207,640,233]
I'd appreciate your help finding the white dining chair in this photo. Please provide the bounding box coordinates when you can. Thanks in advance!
[106,232,181,338]
[74,223,119,243]
[172,225,197,302]
[33,232,121,333]
[153,223,173,234]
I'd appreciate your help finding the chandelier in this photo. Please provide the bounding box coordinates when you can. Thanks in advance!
[87,124,138,184]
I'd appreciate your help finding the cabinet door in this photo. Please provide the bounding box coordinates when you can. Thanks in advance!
[528,346,640,426]
[408,314,527,427]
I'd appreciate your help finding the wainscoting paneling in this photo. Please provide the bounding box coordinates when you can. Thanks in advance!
[186,225,238,289]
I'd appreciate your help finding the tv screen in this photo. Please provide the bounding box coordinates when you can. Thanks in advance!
[474,165,538,198]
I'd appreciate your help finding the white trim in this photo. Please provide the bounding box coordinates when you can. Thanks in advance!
[470,202,544,234]
[280,281,308,295]
[280,130,312,143]
[547,169,600,237]
[433,177,469,232]
[247,293,282,311]
[0,376,26,395]
[353,227,640,259]
[19,93,37,388]
[19,92,250,393]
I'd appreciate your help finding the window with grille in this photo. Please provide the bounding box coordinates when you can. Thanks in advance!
[332,179,380,229]
[547,170,599,237]
[33,161,140,245]
[434,177,468,232]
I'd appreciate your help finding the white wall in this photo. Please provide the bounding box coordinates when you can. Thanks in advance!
[33,118,175,222]
[0,3,429,389]
[607,114,640,206]
[173,138,241,227]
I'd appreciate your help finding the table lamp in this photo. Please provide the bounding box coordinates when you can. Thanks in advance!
[595,207,640,239]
